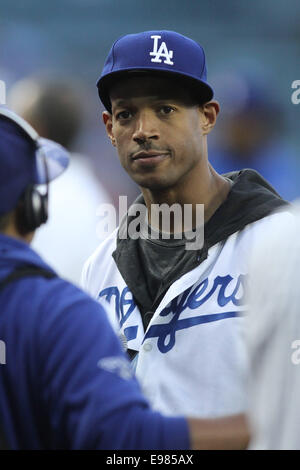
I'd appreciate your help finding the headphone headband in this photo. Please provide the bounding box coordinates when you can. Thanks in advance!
[0,106,39,142]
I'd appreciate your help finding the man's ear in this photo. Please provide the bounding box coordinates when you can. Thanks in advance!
[200,100,220,135]
[103,111,116,147]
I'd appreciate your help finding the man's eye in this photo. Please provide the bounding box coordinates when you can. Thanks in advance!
[159,106,174,115]
[116,110,132,120]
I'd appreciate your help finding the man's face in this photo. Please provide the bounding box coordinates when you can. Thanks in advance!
[103,75,212,191]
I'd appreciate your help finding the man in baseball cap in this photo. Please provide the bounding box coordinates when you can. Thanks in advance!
[82,30,290,427]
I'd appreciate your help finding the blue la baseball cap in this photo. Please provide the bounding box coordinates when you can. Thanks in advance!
[97,30,214,112]
[0,106,69,216]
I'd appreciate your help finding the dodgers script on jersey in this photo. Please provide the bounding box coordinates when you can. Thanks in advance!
[82,210,291,417]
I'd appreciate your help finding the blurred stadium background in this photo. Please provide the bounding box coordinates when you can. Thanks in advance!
[1,0,299,282]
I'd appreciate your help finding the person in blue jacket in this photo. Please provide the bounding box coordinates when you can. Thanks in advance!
[0,106,248,450]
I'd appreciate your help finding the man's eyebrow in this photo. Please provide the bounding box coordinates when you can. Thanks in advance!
[112,99,131,108]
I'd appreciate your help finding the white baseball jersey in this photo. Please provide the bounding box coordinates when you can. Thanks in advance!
[82,202,292,418]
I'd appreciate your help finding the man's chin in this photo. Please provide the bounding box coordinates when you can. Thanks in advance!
[137,178,175,192]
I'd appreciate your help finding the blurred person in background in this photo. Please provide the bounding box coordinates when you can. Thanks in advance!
[8,77,113,286]
[246,202,299,449]
[209,73,299,201]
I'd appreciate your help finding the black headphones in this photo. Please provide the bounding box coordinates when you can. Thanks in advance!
[0,107,49,232]
[20,183,48,233]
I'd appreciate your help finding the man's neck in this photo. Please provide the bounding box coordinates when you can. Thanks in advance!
[141,165,231,233]
[3,225,34,245]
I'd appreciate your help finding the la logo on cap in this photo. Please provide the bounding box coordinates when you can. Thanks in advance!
[149,35,174,65]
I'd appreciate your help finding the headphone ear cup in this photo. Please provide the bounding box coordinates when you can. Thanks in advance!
[22,186,48,232]
[39,193,48,225]
[23,186,35,231]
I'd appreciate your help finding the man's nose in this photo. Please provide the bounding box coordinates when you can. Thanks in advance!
[133,110,159,144]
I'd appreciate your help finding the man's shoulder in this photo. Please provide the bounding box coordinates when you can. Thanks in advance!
[243,205,295,237]
[248,202,300,260]
[5,266,104,318]
[226,205,294,271]
[0,264,113,365]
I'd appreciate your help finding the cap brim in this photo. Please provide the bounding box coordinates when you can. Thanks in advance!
[35,137,70,184]
[97,69,214,112]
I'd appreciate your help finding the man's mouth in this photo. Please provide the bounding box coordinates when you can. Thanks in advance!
[131,151,170,164]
